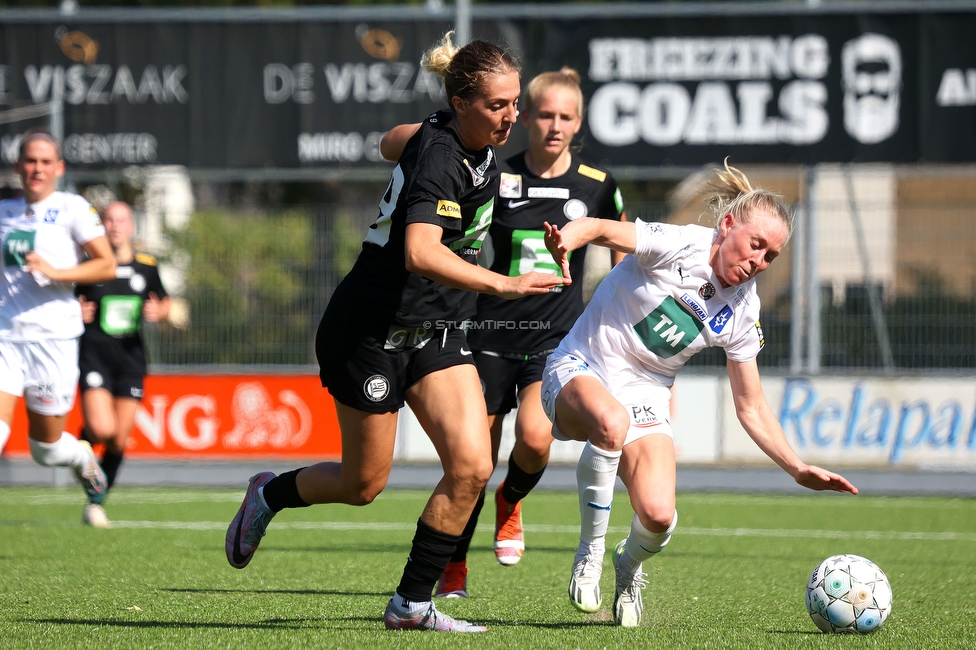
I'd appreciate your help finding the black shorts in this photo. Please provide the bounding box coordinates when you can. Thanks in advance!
[317,314,476,413]
[78,337,146,400]
[473,349,552,416]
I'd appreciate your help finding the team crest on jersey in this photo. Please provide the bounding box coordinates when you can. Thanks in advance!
[709,305,734,334]
[130,273,147,293]
[364,375,390,402]
[24,207,35,222]
[499,173,522,198]
[699,282,716,300]
[44,209,58,223]
[563,199,587,220]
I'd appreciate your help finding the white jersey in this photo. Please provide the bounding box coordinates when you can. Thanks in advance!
[0,191,105,341]
[555,221,765,387]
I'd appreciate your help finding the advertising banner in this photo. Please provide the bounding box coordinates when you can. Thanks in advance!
[722,376,976,468]
[3,374,342,459]
[2,8,975,169]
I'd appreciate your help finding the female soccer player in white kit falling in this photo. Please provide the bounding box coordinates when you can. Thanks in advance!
[541,161,858,627]
[0,130,116,506]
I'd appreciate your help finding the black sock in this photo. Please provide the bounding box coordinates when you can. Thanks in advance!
[100,450,124,489]
[261,468,311,512]
[501,454,547,504]
[450,490,485,563]
[396,519,461,602]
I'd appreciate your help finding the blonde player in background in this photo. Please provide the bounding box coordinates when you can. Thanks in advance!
[0,130,116,507]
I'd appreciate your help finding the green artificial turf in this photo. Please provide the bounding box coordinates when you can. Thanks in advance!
[1,485,974,648]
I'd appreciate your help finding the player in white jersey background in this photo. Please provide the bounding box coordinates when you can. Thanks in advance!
[0,130,116,508]
[433,68,627,599]
[541,161,858,627]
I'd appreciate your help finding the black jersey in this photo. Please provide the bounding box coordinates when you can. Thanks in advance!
[467,152,623,354]
[77,252,167,347]
[344,110,496,328]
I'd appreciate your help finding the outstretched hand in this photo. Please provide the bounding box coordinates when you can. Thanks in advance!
[794,464,858,495]
[543,222,573,283]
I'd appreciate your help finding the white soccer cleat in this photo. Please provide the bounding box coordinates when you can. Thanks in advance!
[74,440,109,505]
[384,598,486,632]
[612,540,647,628]
[82,503,111,529]
[568,544,604,613]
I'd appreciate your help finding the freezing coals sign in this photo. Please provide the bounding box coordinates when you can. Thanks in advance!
[586,33,901,154]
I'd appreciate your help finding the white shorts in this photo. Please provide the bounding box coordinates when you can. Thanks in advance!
[541,352,673,446]
[0,338,79,416]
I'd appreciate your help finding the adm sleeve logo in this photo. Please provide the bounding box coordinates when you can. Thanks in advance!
[436,200,462,218]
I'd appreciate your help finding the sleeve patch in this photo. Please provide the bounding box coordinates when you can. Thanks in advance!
[436,200,462,218]
[755,320,765,349]
[613,188,624,213]
[135,252,158,266]
[577,164,607,183]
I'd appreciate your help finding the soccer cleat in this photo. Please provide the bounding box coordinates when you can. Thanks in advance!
[568,544,604,613]
[493,484,524,566]
[612,540,647,628]
[74,440,108,505]
[225,472,277,569]
[435,561,469,598]
[384,598,486,632]
[82,503,111,529]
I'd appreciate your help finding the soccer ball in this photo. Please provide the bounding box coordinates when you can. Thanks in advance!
[805,554,892,634]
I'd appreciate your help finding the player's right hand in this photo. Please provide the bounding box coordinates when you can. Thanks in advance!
[543,222,572,283]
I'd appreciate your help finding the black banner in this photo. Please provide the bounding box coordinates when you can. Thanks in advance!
[1,8,974,169]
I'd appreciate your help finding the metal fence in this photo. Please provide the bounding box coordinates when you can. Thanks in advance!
[137,163,976,374]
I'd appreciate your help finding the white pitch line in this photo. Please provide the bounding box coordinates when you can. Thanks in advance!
[107,520,976,542]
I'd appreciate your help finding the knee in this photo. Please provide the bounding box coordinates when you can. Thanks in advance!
[344,476,388,506]
[589,404,630,451]
[84,417,116,442]
[634,499,676,533]
[519,428,552,461]
[447,455,493,495]
[29,437,57,466]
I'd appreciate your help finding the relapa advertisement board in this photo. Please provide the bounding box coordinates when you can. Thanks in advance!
[0,8,975,169]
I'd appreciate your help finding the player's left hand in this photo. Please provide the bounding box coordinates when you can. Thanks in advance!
[794,464,858,495]
[543,222,572,283]
[143,292,163,322]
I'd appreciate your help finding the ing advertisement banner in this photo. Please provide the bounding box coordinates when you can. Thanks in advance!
[2,375,342,459]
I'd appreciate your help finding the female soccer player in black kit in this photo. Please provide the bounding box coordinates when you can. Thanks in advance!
[225,33,562,632]
[77,201,169,528]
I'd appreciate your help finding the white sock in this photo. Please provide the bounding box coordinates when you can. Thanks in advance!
[391,593,428,614]
[576,441,621,553]
[0,421,10,452]
[29,432,90,468]
[618,510,678,575]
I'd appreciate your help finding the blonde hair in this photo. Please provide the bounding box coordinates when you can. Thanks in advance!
[523,67,583,117]
[421,31,520,105]
[703,158,794,241]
